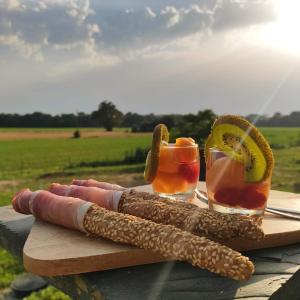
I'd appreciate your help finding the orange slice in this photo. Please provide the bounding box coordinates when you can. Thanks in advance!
[174,137,198,162]
[175,137,195,146]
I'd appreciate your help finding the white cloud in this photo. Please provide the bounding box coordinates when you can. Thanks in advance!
[0,0,277,76]
[0,1,298,117]
[145,7,156,18]
[0,33,43,60]
[0,0,100,63]
[1,0,24,11]
[99,4,214,49]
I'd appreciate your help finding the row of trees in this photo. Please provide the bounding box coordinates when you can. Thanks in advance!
[1,101,299,132]
[0,112,96,128]
[245,112,300,127]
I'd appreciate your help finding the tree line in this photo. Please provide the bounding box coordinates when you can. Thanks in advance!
[1,101,299,132]
[245,112,300,127]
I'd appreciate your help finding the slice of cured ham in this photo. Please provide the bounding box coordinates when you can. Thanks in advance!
[72,179,125,191]
[12,189,92,232]
[49,183,123,211]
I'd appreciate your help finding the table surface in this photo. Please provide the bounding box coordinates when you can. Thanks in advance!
[1,185,300,300]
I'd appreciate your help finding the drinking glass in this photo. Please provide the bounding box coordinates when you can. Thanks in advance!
[148,143,200,200]
[206,147,271,216]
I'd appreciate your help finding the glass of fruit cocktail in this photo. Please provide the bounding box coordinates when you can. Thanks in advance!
[205,115,274,216]
[144,124,200,200]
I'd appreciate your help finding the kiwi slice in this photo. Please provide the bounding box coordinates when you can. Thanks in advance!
[204,134,215,163]
[206,115,274,183]
[144,124,169,183]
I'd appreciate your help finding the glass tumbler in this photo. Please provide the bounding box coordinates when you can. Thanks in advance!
[206,147,271,216]
[148,143,200,200]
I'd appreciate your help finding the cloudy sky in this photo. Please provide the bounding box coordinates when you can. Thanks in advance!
[0,0,299,116]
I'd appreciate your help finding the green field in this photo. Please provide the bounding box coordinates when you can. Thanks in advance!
[0,127,130,132]
[0,134,152,208]
[0,126,299,299]
[260,127,300,148]
[0,136,151,180]
[0,130,152,299]
[259,127,300,192]
[0,127,299,205]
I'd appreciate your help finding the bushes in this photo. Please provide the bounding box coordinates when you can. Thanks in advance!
[171,110,217,146]
[123,147,148,164]
[73,130,81,139]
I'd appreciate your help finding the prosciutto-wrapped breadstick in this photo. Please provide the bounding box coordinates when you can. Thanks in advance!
[50,183,264,241]
[49,183,123,211]
[12,189,254,281]
[13,189,92,231]
[72,179,126,191]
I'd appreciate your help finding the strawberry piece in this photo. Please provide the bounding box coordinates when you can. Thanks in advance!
[179,163,200,183]
[241,187,267,209]
[214,188,242,206]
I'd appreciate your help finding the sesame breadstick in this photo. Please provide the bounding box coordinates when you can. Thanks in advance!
[84,204,254,281]
[118,189,264,241]
[50,183,264,241]
[13,189,254,281]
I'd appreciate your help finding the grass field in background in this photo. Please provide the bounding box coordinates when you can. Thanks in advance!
[0,126,299,299]
[260,127,300,148]
[0,127,299,204]
[0,135,151,180]
[0,127,130,133]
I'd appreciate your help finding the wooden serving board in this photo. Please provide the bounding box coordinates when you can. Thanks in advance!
[23,183,300,276]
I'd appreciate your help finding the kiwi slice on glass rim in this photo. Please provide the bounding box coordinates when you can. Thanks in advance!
[144,124,169,183]
[204,133,215,162]
[205,115,274,183]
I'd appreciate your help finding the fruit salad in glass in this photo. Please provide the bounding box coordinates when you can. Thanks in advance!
[205,115,274,216]
[144,124,200,200]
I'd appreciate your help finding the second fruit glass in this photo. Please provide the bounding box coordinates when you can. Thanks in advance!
[149,142,200,200]
[206,147,271,216]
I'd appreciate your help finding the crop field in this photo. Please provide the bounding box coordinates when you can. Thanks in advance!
[0,126,299,299]
[0,127,299,205]
[0,127,134,140]
[257,127,300,193]
[0,135,151,180]
[259,127,300,148]
[0,127,130,132]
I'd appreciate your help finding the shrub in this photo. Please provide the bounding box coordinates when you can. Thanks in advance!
[294,182,300,193]
[73,130,81,139]
[123,147,148,164]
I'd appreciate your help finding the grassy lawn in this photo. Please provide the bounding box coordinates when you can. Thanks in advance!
[0,126,299,299]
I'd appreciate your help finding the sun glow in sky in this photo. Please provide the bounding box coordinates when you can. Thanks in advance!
[261,0,300,54]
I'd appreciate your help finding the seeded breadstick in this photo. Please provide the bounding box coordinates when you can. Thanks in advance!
[51,183,264,241]
[118,189,264,241]
[13,189,254,281]
[84,204,254,281]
